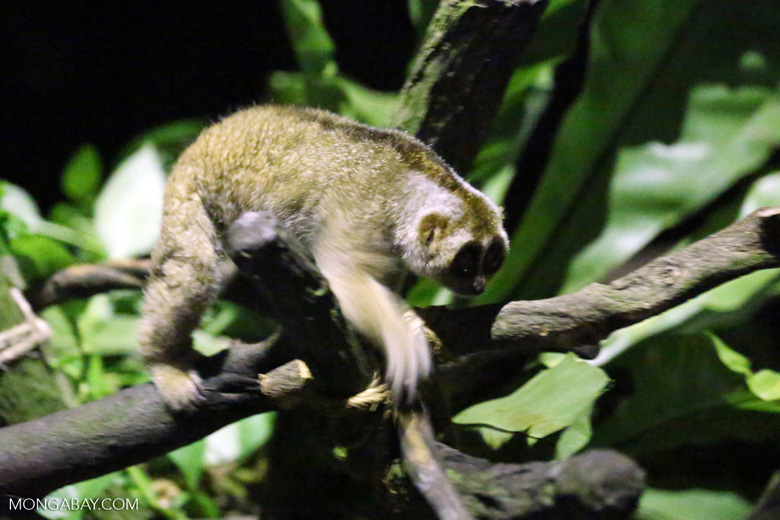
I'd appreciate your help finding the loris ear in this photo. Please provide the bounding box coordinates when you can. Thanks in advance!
[418,213,450,249]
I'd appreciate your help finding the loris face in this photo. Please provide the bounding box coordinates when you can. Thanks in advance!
[437,237,506,295]
[413,211,508,296]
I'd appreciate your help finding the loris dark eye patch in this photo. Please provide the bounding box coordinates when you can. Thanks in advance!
[450,243,481,279]
[483,240,505,275]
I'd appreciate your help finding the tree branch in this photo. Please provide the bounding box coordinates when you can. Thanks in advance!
[0,212,367,497]
[421,208,780,404]
[393,0,550,174]
[0,348,312,497]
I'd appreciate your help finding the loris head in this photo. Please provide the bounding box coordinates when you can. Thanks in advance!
[402,184,509,296]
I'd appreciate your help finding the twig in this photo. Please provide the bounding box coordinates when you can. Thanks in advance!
[748,472,780,520]
[27,259,150,310]
[0,288,51,364]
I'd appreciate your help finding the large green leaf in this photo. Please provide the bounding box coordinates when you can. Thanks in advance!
[592,333,780,455]
[94,144,165,259]
[484,0,700,302]
[563,85,780,292]
[0,182,42,230]
[636,488,752,520]
[9,235,75,282]
[453,354,608,446]
[487,0,780,302]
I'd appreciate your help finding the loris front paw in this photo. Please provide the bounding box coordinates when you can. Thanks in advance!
[151,363,204,413]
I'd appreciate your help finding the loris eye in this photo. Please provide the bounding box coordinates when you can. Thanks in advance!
[450,243,481,279]
[483,240,505,275]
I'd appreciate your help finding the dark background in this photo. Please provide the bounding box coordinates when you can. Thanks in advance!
[1,0,417,210]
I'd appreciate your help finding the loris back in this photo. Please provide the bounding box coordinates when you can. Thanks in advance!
[140,105,508,411]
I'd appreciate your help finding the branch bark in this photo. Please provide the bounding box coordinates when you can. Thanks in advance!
[393,0,550,174]
[421,207,780,405]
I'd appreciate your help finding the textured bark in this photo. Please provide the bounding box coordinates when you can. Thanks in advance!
[393,0,550,174]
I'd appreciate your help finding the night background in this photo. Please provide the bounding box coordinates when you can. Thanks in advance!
[1,1,416,209]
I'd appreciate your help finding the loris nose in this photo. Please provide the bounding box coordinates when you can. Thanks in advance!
[472,278,486,295]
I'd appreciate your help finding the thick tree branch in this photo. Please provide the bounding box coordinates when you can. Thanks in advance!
[434,446,643,519]
[393,0,550,174]
[0,347,312,497]
[224,211,371,397]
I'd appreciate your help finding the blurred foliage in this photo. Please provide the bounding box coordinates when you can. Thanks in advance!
[1,0,780,518]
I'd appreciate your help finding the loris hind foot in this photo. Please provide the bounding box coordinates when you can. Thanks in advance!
[151,363,204,413]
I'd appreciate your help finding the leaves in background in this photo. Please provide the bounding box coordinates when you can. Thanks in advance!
[484,0,700,302]
[407,0,439,40]
[564,85,780,292]
[77,294,141,356]
[454,354,608,451]
[7,235,75,282]
[636,488,753,520]
[41,472,127,520]
[94,144,165,259]
[61,145,102,210]
[281,0,337,77]
[592,334,780,455]
[486,0,780,302]
[0,182,43,230]
[593,167,780,367]
[120,119,205,171]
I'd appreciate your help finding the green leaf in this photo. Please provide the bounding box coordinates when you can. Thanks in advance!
[563,86,780,292]
[281,0,337,77]
[740,171,780,216]
[407,0,438,39]
[204,413,275,465]
[120,119,204,170]
[555,403,594,459]
[484,0,700,302]
[10,234,75,281]
[0,182,42,230]
[169,440,206,490]
[94,144,165,259]
[268,72,399,128]
[453,354,608,443]
[711,333,752,376]
[748,370,780,401]
[77,295,141,356]
[61,145,102,208]
[636,488,752,520]
[593,333,780,454]
[335,77,400,127]
[518,0,586,66]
